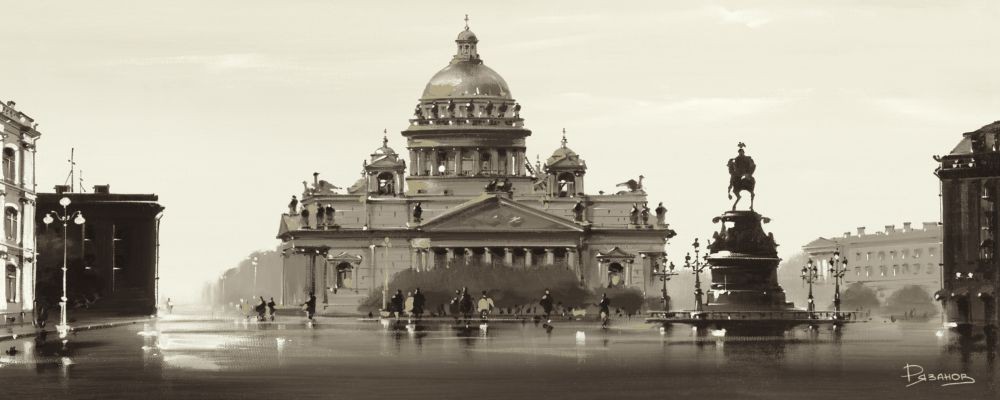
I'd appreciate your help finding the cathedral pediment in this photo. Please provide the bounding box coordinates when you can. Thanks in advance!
[419,195,583,232]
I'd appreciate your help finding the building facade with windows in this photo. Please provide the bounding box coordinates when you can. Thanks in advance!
[276,25,675,312]
[802,222,942,304]
[36,185,164,316]
[0,99,40,323]
[935,120,1000,328]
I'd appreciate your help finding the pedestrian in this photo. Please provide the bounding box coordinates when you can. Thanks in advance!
[390,289,405,318]
[267,297,277,321]
[404,291,415,319]
[477,291,495,321]
[459,287,474,321]
[412,288,426,320]
[540,289,554,321]
[255,296,267,321]
[240,299,252,320]
[598,293,611,327]
[302,293,316,321]
[449,289,461,318]
[34,297,49,328]
[166,297,174,314]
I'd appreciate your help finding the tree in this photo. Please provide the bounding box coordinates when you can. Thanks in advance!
[838,282,880,311]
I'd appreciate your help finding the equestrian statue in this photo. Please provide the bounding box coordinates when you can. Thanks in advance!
[727,142,757,211]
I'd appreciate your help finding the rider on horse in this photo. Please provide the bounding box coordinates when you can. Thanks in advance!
[727,142,757,211]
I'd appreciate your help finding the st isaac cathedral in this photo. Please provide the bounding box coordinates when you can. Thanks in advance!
[277,23,675,312]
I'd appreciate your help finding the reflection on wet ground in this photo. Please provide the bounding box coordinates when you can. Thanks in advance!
[1,315,997,400]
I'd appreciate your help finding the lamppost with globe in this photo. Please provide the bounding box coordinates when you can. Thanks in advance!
[828,251,849,317]
[684,238,710,312]
[801,259,820,314]
[42,197,86,337]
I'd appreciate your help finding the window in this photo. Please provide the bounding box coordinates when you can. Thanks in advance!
[4,207,16,241]
[892,265,899,276]
[1,148,13,182]
[854,267,861,276]
[914,249,922,259]
[5,265,15,303]
[913,264,921,274]
[856,252,862,261]
[902,264,910,274]
[928,247,936,257]
[926,264,935,274]
[866,252,872,261]
[879,266,887,277]
[865,266,872,277]
[878,252,885,261]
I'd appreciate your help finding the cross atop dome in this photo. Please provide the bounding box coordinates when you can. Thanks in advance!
[383,128,389,148]
[453,15,480,63]
[561,128,568,148]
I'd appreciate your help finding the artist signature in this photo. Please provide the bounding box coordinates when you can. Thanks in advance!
[901,364,976,387]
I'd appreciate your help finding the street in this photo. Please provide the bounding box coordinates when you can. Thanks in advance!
[0,309,995,399]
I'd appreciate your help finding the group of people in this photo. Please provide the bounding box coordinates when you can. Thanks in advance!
[388,288,427,320]
[238,297,278,321]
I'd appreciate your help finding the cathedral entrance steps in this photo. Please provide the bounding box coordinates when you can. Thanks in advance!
[318,292,368,316]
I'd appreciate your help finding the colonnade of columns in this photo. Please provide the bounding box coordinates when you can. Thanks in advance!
[408,148,526,177]
[410,247,577,270]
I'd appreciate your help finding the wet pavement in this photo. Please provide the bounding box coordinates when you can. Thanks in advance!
[0,312,997,400]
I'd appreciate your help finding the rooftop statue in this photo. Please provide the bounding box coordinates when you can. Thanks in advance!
[727,142,757,211]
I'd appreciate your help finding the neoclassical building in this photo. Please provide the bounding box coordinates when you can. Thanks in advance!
[0,99,40,323]
[277,24,675,312]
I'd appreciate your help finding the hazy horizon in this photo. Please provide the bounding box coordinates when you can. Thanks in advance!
[2,0,997,303]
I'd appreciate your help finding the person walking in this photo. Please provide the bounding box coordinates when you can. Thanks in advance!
[449,289,461,319]
[404,291,415,320]
[412,288,426,320]
[255,297,267,321]
[390,289,405,319]
[540,289,555,321]
[459,287,474,322]
[597,293,611,328]
[165,297,174,314]
[477,291,495,321]
[267,297,277,321]
[302,293,317,321]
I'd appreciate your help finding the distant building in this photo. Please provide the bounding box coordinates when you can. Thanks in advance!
[36,185,163,316]
[0,99,40,323]
[935,120,1000,327]
[802,222,942,303]
[276,24,675,313]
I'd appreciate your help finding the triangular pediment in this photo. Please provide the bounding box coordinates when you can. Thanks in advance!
[597,246,634,259]
[368,156,405,169]
[420,195,584,232]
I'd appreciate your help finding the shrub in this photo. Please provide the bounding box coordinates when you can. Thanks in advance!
[359,264,590,313]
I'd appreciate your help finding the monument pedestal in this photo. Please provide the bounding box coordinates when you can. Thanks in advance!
[704,210,791,311]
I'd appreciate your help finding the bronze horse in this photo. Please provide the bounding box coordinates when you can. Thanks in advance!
[728,164,756,211]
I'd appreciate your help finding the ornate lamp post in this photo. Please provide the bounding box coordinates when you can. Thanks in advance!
[251,256,259,293]
[42,197,86,338]
[649,256,677,311]
[801,259,819,313]
[684,238,710,312]
[828,251,849,317]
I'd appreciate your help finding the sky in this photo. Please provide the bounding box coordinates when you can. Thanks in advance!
[1,0,997,303]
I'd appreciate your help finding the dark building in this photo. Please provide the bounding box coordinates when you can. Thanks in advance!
[935,120,1000,328]
[36,185,163,316]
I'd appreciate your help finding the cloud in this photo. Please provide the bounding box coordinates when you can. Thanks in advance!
[867,97,970,124]
[704,5,772,28]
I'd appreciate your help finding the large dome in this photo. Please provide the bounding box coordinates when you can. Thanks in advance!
[421,62,511,100]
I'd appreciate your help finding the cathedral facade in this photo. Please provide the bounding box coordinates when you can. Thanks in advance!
[276,25,675,312]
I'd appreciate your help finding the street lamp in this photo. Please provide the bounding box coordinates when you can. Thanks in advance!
[828,251,849,318]
[251,256,259,294]
[42,197,86,338]
[648,256,677,311]
[684,238,710,312]
[801,259,819,314]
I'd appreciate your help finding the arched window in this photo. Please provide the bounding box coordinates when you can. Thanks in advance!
[4,207,16,241]
[556,172,575,198]
[607,262,625,288]
[5,265,15,302]
[376,172,395,195]
[1,148,14,182]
